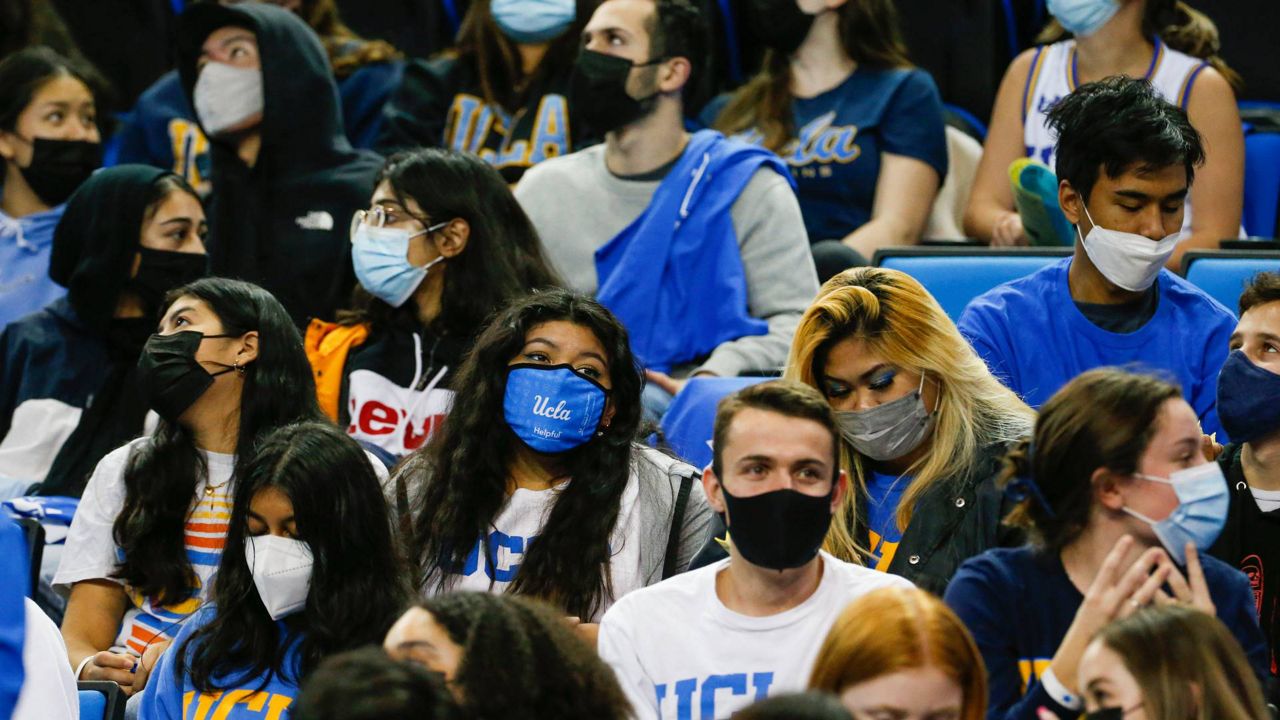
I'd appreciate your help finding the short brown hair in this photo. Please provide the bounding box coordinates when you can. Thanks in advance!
[1238,271,1280,317]
[1002,368,1181,553]
[711,380,840,480]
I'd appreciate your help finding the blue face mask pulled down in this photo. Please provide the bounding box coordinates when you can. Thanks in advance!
[1047,0,1120,36]
[351,221,446,308]
[492,0,577,43]
[1122,462,1229,566]
[1217,350,1280,443]
[504,364,608,454]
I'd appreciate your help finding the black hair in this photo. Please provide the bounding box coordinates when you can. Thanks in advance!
[293,646,457,720]
[339,149,561,336]
[112,278,325,604]
[0,46,105,168]
[1046,76,1204,204]
[398,289,643,620]
[646,0,707,91]
[142,173,203,222]
[418,592,630,719]
[181,422,411,692]
[732,692,853,720]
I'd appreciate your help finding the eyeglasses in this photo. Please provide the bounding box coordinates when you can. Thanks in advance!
[350,206,449,241]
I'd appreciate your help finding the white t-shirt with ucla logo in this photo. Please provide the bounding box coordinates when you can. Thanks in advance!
[597,551,913,719]
[440,472,645,621]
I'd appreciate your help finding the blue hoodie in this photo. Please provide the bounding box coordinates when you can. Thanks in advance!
[0,204,66,331]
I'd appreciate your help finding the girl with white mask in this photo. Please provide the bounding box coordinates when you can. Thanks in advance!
[141,421,410,720]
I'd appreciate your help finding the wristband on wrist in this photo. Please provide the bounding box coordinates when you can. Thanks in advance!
[74,655,94,680]
[1038,666,1083,711]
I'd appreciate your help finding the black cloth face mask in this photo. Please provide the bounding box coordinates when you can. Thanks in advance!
[128,248,211,313]
[15,137,102,206]
[570,49,665,136]
[719,482,835,570]
[136,331,241,424]
[743,0,815,55]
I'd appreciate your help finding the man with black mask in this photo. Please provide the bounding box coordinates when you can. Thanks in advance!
[0,166,208,499]
[175,3,381,327]
[597,380,910,718]
[514,0,817,421]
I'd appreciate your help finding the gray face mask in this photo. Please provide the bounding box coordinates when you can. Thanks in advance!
[834,373,935,462]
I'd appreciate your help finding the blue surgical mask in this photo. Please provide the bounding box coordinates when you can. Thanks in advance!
[504,364,608,454]
[1047,0,1120,36]
[351,221,446,308]
[1217,350,1280,444]
[1122,462,1229,565]
[491,0,576,43]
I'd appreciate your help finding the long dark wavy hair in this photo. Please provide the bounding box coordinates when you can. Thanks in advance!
[111,278,324,604]
[397,290,643,620]
[338,149,561,336]
[713,0,912,152]
[180,421,411,691]
[420,593,630,719]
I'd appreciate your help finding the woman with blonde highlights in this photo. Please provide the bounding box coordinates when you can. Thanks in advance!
[783,267,1033,591]
[809,587,986,720]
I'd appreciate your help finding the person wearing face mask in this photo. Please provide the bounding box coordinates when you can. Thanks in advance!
[943,368,1267,720]
[377,0,599,183]
[53,278,350,712]
[958,77,1236,440]
[515,0,818,419]
[1208,271,1280,702]
[306,148,561,461]
[117,0,403,197]
[383,593,630,719]
[691,268,1035,593]
[597,380,912,719]
[965,0,1242,269]
[0,166,208,501]
[174,3,383,327]
[703,0,947,279]
[1076,605,1270,720]
[0,47,102,330]
[393,289,713,629]
[141,421,410,719]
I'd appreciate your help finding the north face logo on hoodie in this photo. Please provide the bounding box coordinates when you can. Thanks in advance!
[294,211,334,231]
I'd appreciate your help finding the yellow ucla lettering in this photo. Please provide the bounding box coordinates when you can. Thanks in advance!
[262,694,293,720]
[494,106,531,166]
[167,119,211,196]
[188,690,222,720]
[524,95,570,166]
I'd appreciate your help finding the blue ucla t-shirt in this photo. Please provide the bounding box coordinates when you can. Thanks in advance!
[702,68,948,242]
[866,471,908,571]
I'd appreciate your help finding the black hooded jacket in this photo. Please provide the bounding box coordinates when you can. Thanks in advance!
[0,165,172,495]
[177,3,382,327]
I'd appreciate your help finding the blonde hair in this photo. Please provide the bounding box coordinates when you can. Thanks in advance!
[784,267,1034,563]
[808,586,987,720]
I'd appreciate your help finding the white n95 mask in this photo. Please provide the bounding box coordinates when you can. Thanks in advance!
[1077,204,1180,292]
[194,61,264,136]
[245,534,313,621]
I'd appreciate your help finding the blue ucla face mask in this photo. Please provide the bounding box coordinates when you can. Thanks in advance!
[1217,350,1280,443]
[491,0,576,43]
[1122,462,1229,566]
[504,364,609,454]
[351,220,447,308]
[1047,0,1120,36]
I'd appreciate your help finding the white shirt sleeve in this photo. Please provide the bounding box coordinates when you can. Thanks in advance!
[14,599,78,720]
[52,445,132,590]
[597,605,654,720]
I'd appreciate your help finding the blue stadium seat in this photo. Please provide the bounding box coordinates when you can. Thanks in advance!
[873,247,1072,321]
[1182,250,1280,315]
[77,681,125,720]
[1243,130,1280,237]
[660,377,770,469]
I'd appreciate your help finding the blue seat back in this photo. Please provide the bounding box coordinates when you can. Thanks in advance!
[660,377,770,469]
[1243,131,1280,237]
[79,689,107,720]
[876,251,1069,321]
[1185,256,1280,315]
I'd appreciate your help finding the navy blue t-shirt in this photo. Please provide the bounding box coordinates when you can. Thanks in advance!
[944,546,1269,720]
[702,68,948,242]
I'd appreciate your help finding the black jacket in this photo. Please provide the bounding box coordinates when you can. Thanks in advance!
[691,442,1023,595]
[176,3,382,327]
[1209,443,1280,697]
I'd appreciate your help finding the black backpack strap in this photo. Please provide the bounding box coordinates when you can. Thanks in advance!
[663,472,695,579]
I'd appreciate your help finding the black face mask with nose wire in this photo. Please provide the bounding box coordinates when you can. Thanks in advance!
[136,330,242,424]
